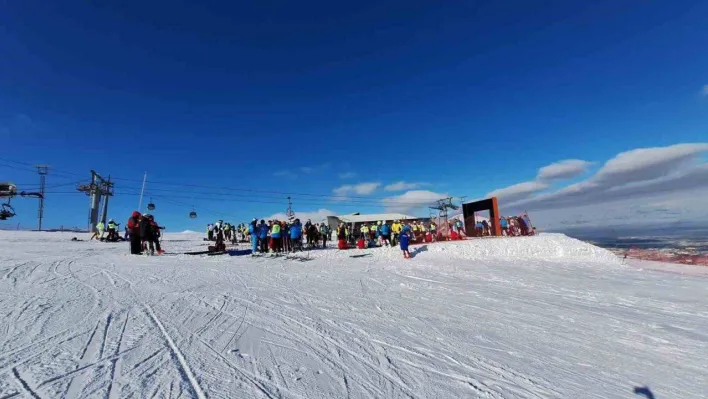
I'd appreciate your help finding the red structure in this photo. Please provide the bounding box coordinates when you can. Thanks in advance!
[462,197,501,236]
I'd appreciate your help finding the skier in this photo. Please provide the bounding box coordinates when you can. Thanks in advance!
[271,219,282,253]
[337,223,348,249]
[249,219,258,255]
[500,217,509,236]
[107,219,120,241]
[380,221,391,247]
[360,224,369,240]
[307,222,318,249]
[429,220,437,242]
[140,214,157,255]
[224,223,231,242]
[290,219,303,251]
[319,222,329,248]
[399,228,411,259]
[127,211,143,255]
[147,215,165,254]
[90,220,105,240]
[207,223,214,241]
[391,220,402,246]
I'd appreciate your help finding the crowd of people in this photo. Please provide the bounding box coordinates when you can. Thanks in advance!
[113,210,535,257]
[90,219,123,242]
[202,218,332,255]
[473,214,535,237]
[125,211,165,255]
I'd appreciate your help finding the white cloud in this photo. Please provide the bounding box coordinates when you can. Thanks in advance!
[486,180,550,202]
[537,159,591,181]
[382,190,447,212]
[267,208,337,222]
[384,181,428,192]
[299,167,314,174]
[702,84,708,96]
[485,159,590,203]
[332,182,381,196]
[339,172,357,179]
[505,143,708,212]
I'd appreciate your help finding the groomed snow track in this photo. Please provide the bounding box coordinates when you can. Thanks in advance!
[0,231,706,398]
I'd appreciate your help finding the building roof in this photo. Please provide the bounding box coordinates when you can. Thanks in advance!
[337,213,420,223]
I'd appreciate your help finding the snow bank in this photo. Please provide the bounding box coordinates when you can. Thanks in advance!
[306,233,621,266]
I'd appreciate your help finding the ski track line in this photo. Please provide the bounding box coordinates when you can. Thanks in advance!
[266,343,289,390]
[143,304,206,399]
[106,311,129,399]
[11,368,41,399]
[38,347,138,388]
[226,295,421,399]
[194,297,227,337]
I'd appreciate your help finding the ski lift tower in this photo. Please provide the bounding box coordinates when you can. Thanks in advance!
[77,170,113,233]
[286,196,295,223]
[430,197,459,237]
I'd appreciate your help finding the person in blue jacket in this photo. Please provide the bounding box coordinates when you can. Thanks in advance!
[380,221,391,247]
[290,219,303,251]
[500,217,509,236]
[257,219,268,253]
[399,229,411,258]
[249,219,258,255]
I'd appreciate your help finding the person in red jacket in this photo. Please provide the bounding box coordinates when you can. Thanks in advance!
[127,211,143,254]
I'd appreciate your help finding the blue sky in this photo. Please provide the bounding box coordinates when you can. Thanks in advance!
[1,0,707,232]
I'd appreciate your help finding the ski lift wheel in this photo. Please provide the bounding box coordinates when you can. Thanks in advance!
[147,203,155,211]
[189,211,197,219]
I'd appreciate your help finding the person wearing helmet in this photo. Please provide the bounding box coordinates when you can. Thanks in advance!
[127,211,143,254]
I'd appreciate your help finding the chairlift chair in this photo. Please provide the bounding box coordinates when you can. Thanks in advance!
[147,199,156,211]
[0,203,16,220]
[0,182,18,198]
[189,210,197,219]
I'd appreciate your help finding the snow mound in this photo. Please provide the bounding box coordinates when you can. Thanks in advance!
[180,230,199,234]
[425,233,621,264]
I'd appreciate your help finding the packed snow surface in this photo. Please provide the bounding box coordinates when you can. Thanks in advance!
[0,231,706,398]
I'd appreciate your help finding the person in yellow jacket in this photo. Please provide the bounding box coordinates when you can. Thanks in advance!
[360,224,370,240]
[429,221,437,241]
[391,220,402,246]
[91,221,105,240]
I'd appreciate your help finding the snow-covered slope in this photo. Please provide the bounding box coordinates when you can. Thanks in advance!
[0,231,705,398]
